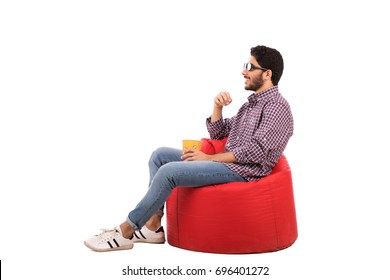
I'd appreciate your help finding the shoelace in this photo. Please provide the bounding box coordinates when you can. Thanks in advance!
[97,228,119,242]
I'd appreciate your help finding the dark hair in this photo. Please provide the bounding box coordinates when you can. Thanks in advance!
[250,45,284,85]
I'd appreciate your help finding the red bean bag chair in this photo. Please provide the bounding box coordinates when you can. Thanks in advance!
[166,138,298,254]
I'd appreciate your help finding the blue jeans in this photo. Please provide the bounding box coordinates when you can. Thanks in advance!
[126,147,247,229]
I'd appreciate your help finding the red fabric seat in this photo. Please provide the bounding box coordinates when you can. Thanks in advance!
[166,139,298,254]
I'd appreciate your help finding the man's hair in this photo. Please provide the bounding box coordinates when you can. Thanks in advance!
[250,45,284,85]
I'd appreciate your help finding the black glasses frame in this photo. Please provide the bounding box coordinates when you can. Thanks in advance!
[243,63,268,72]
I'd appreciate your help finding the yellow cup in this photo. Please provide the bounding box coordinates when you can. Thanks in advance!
[182,139,202,151]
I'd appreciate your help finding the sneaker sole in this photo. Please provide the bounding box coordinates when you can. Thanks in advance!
[84,241,134,252]
[132,237,165,244]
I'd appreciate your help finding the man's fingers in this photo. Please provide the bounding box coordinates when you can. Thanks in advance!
[216,92,232,106]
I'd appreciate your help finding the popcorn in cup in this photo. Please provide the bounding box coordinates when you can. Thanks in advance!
[182,139,202,152]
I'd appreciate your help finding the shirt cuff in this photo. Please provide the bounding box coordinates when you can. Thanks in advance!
[230,146,246,163]
[206,117,224,137]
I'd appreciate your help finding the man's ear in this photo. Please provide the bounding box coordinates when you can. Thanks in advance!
[264,69,272,80]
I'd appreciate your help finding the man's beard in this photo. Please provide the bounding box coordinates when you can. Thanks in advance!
[245,75,264,92]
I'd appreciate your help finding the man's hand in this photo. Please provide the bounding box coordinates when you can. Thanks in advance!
[214,91,232,108]
[211,91,232,123]
[182,149,238,163]
[181,149,210,161]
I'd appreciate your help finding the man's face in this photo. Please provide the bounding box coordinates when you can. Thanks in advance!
[242,56,266,92]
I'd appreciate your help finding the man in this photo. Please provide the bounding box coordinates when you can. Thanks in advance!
[84,45,294,252]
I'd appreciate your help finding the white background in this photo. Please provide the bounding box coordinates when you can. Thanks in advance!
[1,0,389,279]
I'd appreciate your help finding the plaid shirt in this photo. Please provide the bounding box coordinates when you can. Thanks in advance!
[206,86,293,181]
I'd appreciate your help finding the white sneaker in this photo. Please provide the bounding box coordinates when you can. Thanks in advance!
[84,226,134,252]
[131,226,165,244]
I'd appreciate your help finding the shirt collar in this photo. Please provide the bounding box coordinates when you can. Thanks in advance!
[247,86,279,104]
